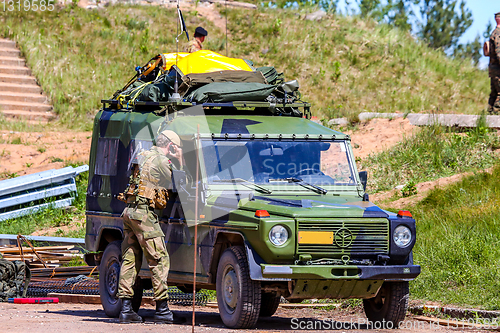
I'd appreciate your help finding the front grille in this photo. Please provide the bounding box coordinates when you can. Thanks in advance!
[297,219,389,257]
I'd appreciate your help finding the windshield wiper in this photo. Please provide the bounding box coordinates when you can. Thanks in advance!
[273,177,328,195]
[212,178,272,194]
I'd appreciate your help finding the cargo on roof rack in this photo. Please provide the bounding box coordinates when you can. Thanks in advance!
[109,51,306,117]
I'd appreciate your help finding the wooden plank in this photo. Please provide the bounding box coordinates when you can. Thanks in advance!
[0,246,74,253]
[47,293,155,306]
[204,302,340,309]
[280,303,340,309]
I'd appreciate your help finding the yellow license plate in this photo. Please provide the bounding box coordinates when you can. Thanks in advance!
[298,231,333,244]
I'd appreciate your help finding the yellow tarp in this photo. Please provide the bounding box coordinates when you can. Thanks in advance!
[160,50,252,75]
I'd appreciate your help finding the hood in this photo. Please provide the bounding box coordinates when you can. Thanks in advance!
[209,193,388,219]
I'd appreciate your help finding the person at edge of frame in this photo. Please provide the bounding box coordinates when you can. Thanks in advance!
[187,26,208,53]
[116,130,186,324]
[488,12,500,115]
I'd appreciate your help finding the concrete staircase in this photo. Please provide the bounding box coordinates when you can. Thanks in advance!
[0,39,55,122]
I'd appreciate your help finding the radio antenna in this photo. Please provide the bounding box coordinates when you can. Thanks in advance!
[170,0,187,102]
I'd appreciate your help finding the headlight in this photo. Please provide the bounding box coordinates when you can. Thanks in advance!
[269,225,288,247]
[393,225,412,248]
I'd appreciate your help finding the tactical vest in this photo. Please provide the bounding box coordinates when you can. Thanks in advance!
[118,148,171,210]
[0,259,31,302]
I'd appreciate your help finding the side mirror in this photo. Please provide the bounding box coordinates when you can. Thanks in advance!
[359,171,367,192]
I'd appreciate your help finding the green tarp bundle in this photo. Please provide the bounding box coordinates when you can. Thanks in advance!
[187,82,277,103]
[179,70,267,96]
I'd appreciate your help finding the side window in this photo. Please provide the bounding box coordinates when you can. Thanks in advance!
[95,138,119,176]
[128,139,153,171]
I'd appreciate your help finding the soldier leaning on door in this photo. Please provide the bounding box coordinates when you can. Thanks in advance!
[116,130,185,324]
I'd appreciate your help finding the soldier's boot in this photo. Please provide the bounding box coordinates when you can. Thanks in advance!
[153,299,185,324]
[119,298,143,324]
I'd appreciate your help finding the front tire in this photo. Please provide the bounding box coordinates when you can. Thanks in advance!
[363,281,409,328]
[216,246,261,328]
[99,240,142,317]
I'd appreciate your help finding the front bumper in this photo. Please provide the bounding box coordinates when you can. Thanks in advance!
[261,263,421,281]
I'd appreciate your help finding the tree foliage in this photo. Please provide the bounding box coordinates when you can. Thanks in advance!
[416,0,473,51]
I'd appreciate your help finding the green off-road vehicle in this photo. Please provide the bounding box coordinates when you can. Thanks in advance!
[85,50,420,329]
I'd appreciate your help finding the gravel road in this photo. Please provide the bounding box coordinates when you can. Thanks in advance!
[1,302,488,332]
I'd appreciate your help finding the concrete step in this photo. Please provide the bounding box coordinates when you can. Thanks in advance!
[0,82,42,94]
[0,101,52,112]
[0,39,16,48]
[0,91,47,104]
[1,109,55,122]
[0,49,20,57]
[0,74,36,85]
[0,56,25,66]
[0,65,31,76]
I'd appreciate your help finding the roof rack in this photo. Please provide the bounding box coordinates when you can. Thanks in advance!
[100,99,312,118]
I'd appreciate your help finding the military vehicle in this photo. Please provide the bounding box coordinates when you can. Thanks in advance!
[85,50,420,329]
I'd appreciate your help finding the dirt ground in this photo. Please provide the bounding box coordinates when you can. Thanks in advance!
[346,117,417,160]
[370,167,494,208]
[0,130,91,178]
[0,302,486,333]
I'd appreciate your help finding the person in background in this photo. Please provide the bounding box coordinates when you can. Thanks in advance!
[187,26,208,53]
[487,12,500,115]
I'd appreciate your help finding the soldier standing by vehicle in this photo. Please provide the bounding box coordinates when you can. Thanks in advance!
[488,12,500,115]
[117,130,185,324]
[187,27,207,53]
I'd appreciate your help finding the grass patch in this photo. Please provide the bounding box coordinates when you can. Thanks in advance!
[0,164,88,238]
[0,6,489,129]
[409,163,500,310]
[363,124,500,192]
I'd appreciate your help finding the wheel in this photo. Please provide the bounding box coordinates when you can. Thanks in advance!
[259,292,280,317]
[99,240,142,317]
[363,281,409,328]
[216,246,261,328]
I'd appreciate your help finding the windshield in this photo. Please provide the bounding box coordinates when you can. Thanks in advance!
[201,140,356,187]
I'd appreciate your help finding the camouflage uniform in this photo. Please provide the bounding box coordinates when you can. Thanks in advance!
[488,26,500,114]
[187,38,203,53]
[117,146,176,301]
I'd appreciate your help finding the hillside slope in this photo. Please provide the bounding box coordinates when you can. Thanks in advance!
[409,164,500,310]
[0,5,489,126]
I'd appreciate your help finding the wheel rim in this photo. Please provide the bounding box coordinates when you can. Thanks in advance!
[106,258,120,304]
[222,265,239,314]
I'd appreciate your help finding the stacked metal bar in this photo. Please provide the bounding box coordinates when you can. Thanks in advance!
[0,165,88,221]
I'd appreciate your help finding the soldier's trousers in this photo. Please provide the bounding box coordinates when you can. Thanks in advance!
[488,75,500,114]
[117,204,170,301]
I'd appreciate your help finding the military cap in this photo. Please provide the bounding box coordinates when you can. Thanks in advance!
[496,12,500,17]
[194,27,208,37]
[159,130,183,147]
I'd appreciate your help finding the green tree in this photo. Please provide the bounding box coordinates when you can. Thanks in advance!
[358,0,381,18]
[453,35,482,66]
[483,21,494,40]
[385,0,413,31]
[416,0,473,51]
